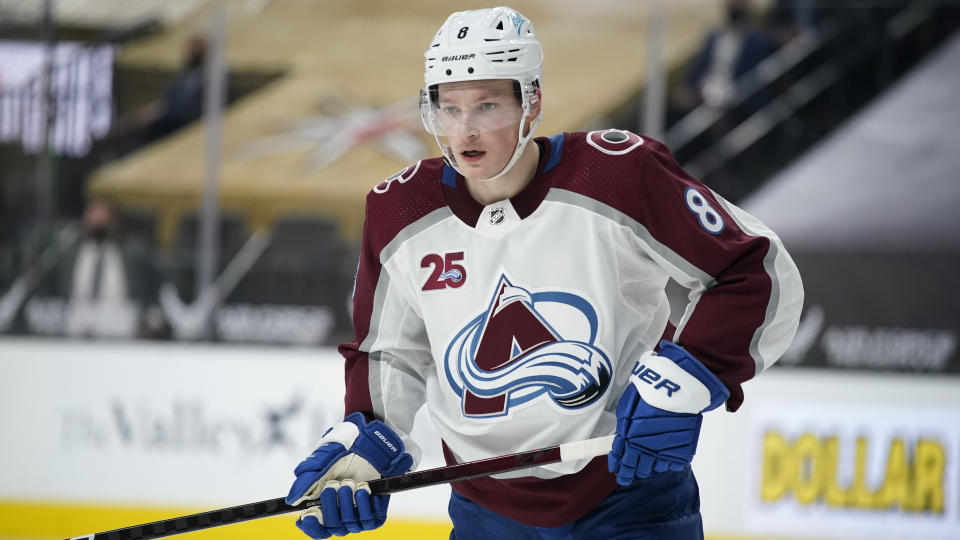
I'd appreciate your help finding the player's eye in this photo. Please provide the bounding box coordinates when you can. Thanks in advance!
[479,102,497,112]
[441,106,460,116]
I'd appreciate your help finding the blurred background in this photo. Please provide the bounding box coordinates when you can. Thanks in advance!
[1,1,958,539]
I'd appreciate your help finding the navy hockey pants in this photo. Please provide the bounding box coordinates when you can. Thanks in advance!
[448,468,702,540]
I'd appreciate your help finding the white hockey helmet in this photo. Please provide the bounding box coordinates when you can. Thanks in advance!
[420,7,543,182]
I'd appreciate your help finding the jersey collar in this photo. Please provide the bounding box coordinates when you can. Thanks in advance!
[440,134,564,229]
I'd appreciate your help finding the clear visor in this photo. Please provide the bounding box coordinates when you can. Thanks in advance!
[420,83,526,138]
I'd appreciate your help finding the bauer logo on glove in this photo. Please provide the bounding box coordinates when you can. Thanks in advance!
[608,341,730,485]
[628,347,720,415]
[286,412,413,539]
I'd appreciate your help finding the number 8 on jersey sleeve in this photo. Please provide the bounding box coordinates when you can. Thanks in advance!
[684,187,725,235]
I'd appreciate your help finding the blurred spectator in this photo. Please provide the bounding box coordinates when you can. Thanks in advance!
[113,35,212,151]
[147,35,208,140]
[671,0,778,116]
[766,0,827,46]
[53,199,166,339]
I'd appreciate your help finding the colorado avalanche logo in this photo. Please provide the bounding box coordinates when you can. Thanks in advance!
[439,268,464,283]
[444,275,612,418]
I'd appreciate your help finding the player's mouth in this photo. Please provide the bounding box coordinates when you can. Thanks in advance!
[460,150,486,163]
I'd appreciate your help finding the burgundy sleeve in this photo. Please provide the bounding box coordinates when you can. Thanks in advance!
[632,139,781,411]
[337,206,379,420]
[336,160,448,423]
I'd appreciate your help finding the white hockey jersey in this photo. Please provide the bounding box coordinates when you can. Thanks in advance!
[339,130,803,526]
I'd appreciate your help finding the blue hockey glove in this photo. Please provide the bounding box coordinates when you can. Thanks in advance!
[286,412,413,538]
[608,340,729,486]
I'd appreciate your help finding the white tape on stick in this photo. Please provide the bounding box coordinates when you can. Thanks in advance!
[559,435,615,462]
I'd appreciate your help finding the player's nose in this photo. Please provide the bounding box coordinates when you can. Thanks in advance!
[456,112,481,137]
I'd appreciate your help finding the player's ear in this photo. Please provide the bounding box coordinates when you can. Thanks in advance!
[528,87,542,120]
[522,88,541,136]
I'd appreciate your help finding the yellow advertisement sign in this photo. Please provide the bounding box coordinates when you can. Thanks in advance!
[761,431,944,513]
[745,401,959,539]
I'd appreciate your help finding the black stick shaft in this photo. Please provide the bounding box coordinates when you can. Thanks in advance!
[63,436,613,540]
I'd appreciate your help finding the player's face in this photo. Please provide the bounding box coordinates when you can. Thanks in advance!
[434,80,526,181]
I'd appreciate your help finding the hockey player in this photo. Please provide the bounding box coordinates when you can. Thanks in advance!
[286,6,803,539]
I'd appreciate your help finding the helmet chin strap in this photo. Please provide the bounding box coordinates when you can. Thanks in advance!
[440,99,542,183]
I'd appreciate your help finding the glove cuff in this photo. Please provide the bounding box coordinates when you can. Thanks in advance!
[627,342,729,414]
[317,418,362,449]
[656,340,730,412]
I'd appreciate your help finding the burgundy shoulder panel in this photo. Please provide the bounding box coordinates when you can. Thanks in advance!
[364,157,449,254]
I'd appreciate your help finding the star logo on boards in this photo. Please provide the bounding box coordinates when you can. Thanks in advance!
[236,95,429,174]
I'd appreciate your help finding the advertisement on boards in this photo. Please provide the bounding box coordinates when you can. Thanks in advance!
[745,400,960,540]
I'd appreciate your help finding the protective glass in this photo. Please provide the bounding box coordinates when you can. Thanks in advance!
[420,83,525,139]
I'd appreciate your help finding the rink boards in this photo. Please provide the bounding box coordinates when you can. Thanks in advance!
[1,338,958,540]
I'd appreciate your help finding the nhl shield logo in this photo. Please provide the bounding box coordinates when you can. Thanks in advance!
[443,274,612,418]
[489,207,505,225]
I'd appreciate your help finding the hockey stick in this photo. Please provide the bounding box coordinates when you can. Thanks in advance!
[64,435,615,540]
